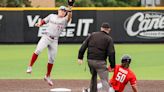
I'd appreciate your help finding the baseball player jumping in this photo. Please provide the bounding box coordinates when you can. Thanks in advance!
[26,0,74,86]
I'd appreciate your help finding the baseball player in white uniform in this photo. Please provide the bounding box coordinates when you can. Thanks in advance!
[26,5,73,86]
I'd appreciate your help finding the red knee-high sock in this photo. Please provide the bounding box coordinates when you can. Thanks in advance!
[29,53,38,67]
[46,63,53,77]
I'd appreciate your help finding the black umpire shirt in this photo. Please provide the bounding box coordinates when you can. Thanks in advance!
[78,31,115,68]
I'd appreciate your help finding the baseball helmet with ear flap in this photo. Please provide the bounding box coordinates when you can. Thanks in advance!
[121,55,131,64]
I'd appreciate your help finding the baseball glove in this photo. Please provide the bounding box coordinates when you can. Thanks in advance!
[68,0,75,6]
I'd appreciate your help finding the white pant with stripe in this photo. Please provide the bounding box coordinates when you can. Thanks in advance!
[34,35,58,64]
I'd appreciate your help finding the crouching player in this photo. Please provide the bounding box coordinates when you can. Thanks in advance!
[83,54,138,92]
[108,54,138,92]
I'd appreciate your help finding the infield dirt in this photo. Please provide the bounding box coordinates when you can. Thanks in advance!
[0,80,163,92]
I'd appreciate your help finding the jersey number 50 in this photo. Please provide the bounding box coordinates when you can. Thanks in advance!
[116,72,127,83]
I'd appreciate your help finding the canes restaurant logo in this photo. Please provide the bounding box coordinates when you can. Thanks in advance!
[124,12,164,39]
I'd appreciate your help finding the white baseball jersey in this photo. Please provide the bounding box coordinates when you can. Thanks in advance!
[34,14,68,64]
[43,14,67,39]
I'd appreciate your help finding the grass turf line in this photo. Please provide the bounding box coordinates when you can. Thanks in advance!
[0,44,163,80]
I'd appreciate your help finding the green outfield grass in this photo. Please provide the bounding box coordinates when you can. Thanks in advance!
[0,44,164,80]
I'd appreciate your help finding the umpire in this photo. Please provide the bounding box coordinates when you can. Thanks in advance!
[78,22,115,92]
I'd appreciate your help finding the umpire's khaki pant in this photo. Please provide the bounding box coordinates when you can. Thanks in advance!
[88,59,109,92]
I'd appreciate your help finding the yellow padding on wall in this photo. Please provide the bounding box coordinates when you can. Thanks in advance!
[0,7,164,11]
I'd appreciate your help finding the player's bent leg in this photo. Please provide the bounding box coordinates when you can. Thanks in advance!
[46,61,54,77]
[26,53,38,74]
[44,43,57,86]
[44,75,54,86]
[27,36,50,74]
[46,48,56,76]
[94,83,115,92]
[109,87,115,92]
[97,82,103,89]
[82,83,102,92]
[28,53,38,66]
[46,41,58,76]
[34,36,51,55]
[44,60,54,86]
[26,66,33,74]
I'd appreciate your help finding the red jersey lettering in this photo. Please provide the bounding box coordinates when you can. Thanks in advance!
[110,65,137,92]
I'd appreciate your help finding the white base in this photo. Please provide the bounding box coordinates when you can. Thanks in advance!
[50,88,71,92]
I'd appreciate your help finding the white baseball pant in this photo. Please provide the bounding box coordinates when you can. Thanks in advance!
[34,35,58,64]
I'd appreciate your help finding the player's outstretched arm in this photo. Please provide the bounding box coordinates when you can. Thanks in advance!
[35,19,46,27]
[66,0,74,22]
[132,85,138,92]
[66,6,72,23]
[108,66,114,72]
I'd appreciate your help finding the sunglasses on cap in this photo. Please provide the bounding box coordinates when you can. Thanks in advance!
[59,6,67,12]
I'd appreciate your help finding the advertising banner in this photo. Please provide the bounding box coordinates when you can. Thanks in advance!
[24,10,96,43]
[0,8,164,43]
[0,11,23,43]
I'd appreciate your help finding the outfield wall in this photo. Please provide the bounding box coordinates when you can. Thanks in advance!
[0,7,164,43]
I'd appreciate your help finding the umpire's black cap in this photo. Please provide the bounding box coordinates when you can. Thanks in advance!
[121,54,131,64]
[101,22,110,28]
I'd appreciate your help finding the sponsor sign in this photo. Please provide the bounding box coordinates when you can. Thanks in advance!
[26,15,94,38]
[0,10,164,43]
[124,12,164,39]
